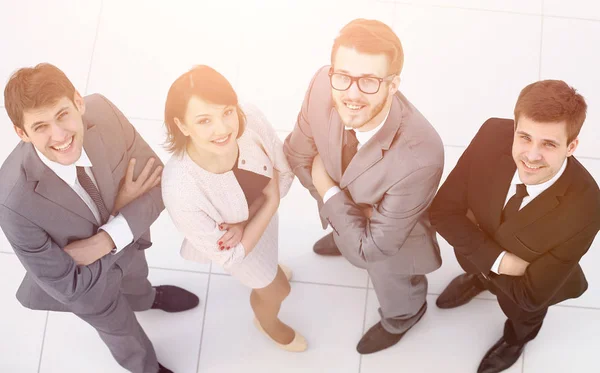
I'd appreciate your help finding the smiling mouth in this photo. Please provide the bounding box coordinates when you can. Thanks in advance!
[522,160,544,171]
[211,134,231,145]
[344,102,366,111]
[51,136,74,153]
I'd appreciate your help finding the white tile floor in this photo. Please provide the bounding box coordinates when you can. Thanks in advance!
[1,1,600,372]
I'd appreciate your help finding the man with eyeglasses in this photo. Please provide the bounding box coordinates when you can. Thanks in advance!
[284,18,444,354]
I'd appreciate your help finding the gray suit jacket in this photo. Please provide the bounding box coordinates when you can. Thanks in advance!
[284,66,444,275]
[0,94,164,313]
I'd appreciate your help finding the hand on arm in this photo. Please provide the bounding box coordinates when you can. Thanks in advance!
[498,252,530,276]
[112,157,162,215]
[63,230,116,266]
[311,154,337,198]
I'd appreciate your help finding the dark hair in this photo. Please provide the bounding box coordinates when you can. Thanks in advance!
[4,63,76,130]
[331,19,404,75]
[514,80,587,143]
[164,65,245,155]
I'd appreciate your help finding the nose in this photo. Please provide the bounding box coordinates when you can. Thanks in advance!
[346,80,363,101]
[212,118,230,136]
[526,146,543,162]
[49,123,68,142]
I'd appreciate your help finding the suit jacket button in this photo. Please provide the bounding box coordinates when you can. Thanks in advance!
[263,165,267,171]
[241,159,246,165]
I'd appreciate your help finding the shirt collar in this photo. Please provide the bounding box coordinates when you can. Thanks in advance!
[345,109,391,146]
[35,147,93,187]
[511,158,568,199]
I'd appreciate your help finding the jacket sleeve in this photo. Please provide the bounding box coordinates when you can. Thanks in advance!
[429,119,505,273]
[491,219,600,311]
[95,94,165,241]
[0,204,131,310]
[321,164,442,264]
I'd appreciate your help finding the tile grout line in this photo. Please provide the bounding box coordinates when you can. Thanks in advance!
[379,0,600,23]
[148,265,211,275]
[358,277,371,373]
[36,311,50,373]
[195,262,212,373]
[83,0,104,95]
[379,1,543,17]
[538,0,545,81]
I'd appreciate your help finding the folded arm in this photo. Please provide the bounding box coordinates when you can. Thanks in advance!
[321,165,442,264]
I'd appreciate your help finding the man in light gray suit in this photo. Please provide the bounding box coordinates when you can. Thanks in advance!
[284,19,444,354]
[0,63,199,373]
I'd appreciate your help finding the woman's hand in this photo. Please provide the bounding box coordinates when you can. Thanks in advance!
[217,221,246,250]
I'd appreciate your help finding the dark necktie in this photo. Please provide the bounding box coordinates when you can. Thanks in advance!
[76,166,110,224]
[341,129,359,174]
[502,183,528,222]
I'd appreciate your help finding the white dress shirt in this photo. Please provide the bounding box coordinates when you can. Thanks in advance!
[322,110,391,203]
[490,159,568,273]
[35,148,133,254]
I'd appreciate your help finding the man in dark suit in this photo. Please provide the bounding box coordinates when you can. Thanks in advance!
[0,63,199,373]
[429,80,600,373]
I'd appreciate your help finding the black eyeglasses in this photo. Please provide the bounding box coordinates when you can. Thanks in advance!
[328,69,396,94]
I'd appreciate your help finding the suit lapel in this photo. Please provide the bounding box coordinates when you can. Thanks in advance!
[487,153,517,230]
[495,158,573,239]
[82,118,116,213]
[339,96,402,188]
[24,144,98,225]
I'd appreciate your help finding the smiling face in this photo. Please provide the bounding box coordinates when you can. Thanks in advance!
[512,115,578,185]
[330,46,399,131]
[174,95,240,157]
[14,93,86,165]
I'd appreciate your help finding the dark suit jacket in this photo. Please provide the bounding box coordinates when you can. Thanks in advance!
[430,118,600,312]
[0,94,164,313]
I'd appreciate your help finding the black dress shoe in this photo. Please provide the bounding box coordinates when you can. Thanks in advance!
[158,363,173,373]
[357,316,420,355]
[436,273,485,309]
[477,337,526,373]
[151,285,200,313]
[313,232,341,256]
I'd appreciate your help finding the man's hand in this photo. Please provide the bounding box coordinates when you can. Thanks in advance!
[64,231,115,266]
[218,222,246,250]
[311,155,337,198]
[499,252,530,276]
[112,158,162,215]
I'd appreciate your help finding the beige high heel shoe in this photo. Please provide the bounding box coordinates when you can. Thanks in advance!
[253,318,308,352]
[279,263,293,282]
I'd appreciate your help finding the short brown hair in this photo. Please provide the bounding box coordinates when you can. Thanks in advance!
[331,19,404,75]
[4,63,76,130]
[164,65,245,155]
[514,80,587,144]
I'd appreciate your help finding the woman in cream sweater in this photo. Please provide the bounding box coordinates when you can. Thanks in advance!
[161,65,306,352]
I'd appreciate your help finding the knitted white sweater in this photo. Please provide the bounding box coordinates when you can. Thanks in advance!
[161,104,294,287]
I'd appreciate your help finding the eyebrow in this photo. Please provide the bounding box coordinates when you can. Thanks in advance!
[194,106,233,118]
[334,69,379,78]
[30,106,70,129]
[516,130,561,146]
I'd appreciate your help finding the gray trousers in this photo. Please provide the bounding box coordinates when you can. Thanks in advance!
[73,249,158,373]
[367,268,428,334]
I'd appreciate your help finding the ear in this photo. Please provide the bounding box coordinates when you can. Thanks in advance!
[566,137,579,157]
[14,125,31,143]
[73,91,86,116]
[174,117,190,137]
[388,75,401,96]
